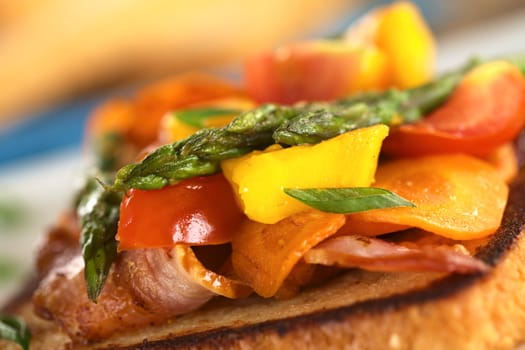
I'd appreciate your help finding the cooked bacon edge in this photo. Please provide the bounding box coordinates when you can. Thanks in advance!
[171,245,252,299]
[303,235,490,273]
[116,247,216,315]
[33,246,224,342]
[34,255,153,342]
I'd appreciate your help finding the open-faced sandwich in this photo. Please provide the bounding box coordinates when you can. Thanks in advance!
[3,2,525,349]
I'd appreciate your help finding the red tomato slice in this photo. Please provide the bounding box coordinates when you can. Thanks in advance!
[383,61,525,157]
[244,41,387,105]
[117,174,244,250]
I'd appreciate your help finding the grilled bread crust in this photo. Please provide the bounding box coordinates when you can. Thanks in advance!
[4,170,525,350]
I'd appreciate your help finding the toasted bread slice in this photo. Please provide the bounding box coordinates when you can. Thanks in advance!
[4,170,525,350]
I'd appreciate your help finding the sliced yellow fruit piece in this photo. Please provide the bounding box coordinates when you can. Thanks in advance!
[221,124,389,224]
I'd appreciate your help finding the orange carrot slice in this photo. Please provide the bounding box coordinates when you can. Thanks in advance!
[87,99,135,137]
[132,72,245,146]
[231,211,345,298]
[336,220,410,237]
[86,73,245,149]
[345,154,508,240]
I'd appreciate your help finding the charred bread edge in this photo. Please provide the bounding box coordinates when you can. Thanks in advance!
[106,172,525,349]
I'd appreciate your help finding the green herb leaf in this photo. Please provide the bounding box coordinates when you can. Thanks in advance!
[0,314,31,350]
[174,108,241,128]
[283,187,415,214]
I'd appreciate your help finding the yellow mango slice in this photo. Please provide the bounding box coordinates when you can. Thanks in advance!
[345,1,435,88]
[221,124,389,224]
[376,1,435,88]
[349,45,390,92]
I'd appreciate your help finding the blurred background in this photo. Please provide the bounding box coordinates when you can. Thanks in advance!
[1,0,525,303]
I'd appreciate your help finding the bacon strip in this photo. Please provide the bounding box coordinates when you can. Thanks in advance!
[120,245,251,309]
[33,244,248,342]
[175,245,253,298]
[115,247,215,316]
[303,235,489,274]
[33,255,155,342]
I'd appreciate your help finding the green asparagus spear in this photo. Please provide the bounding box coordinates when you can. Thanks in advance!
[274,58,482,145]
[112,104,303,191]
[77,176,121,302]
[273,91,409,145]
[111,59,481,192]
